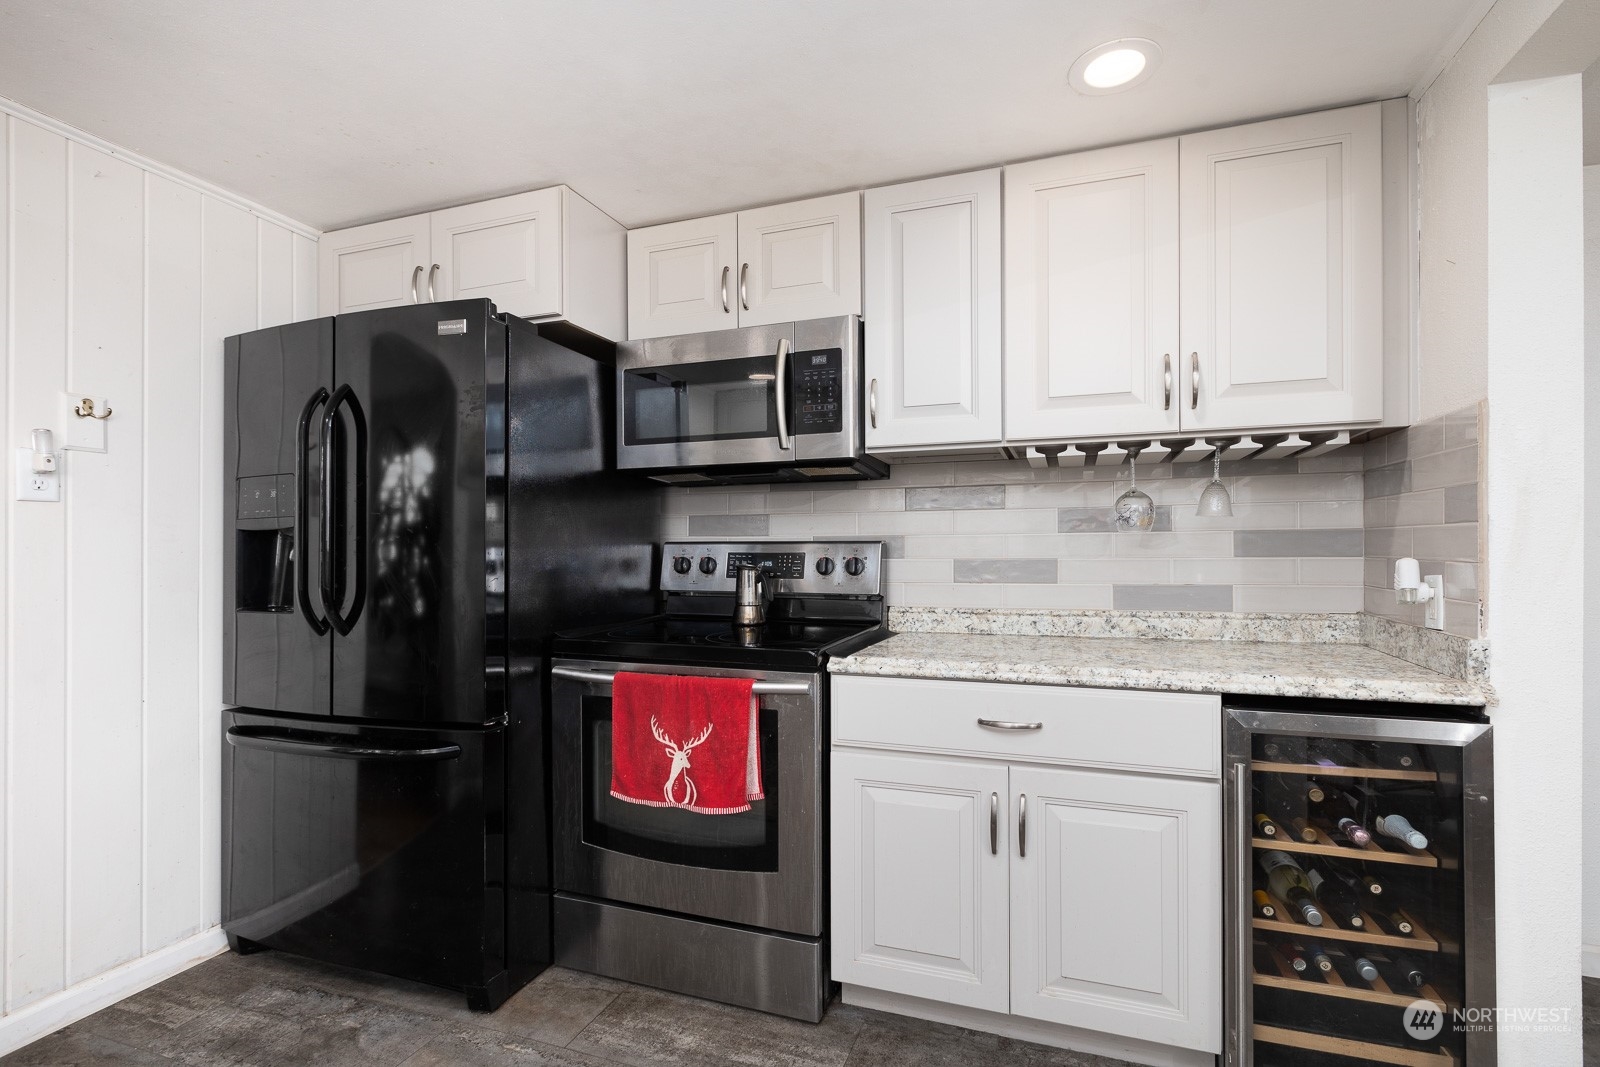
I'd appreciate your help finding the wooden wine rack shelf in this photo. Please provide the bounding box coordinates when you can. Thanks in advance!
[1252,821,1442,867]
[1254,943,1450,1009]
[1254,890,1440,951]
[1255,1023,1456,1066]
[1252,759,1439,783]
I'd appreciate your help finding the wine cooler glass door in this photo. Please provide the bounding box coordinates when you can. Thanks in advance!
[1223,707,1493,1067]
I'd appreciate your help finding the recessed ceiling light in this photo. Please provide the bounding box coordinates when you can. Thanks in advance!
[1068,38,1161,95]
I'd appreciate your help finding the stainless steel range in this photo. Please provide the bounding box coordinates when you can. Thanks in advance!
[549,540,888,1022]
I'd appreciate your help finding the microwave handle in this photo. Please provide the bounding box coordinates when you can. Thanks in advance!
[774,337,792,451]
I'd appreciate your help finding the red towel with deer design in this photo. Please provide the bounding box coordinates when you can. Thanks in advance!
[610,672,763,814]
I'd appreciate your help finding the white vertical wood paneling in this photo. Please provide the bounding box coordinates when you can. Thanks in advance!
[7,117,70,1011]
[141,173,203,952]
[64,143,145,985]
[197,199,256,930]
[0,104,313,1029]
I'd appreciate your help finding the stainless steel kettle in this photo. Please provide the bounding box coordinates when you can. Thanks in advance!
[733,565,772,627]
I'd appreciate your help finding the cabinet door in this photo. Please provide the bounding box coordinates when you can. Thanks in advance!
[736,192,861,328]
[428,187,564,319]
[1003,141,1180,443]
[830,751,1009,1012]
[863,170,1002,450]
[317,215,430,316]
[1010,766,1221,1054]
[1179,102,1383,431]
[626,213,738,339]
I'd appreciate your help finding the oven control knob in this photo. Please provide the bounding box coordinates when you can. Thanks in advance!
[699,556,718,575]
[843,556,867,577]
[814,557,836,576]
[672,556,693,575]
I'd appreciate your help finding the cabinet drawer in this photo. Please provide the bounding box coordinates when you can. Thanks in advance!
[831,675,1219,778]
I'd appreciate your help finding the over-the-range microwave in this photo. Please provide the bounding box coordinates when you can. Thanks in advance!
[615,314,888,485]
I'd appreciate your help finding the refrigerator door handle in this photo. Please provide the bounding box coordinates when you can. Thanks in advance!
[225,725,461,762]
[295,388,331,636]
[321,384,368,637]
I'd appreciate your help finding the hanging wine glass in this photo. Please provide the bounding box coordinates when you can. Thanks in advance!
[1196,445,1234,517]
[1113,449,1155,530]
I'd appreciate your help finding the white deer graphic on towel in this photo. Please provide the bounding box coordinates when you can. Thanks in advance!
[650,716,712,808]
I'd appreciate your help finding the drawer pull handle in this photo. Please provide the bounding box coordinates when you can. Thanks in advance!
[978,718,1043,731]
[990,792,999,856]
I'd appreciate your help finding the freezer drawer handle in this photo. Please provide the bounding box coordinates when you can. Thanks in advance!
[225,726,461,762]
[295,388,331,636]
[320,384,368,636]
[551,665,810,695]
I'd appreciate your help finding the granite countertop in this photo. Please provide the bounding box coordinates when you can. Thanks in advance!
[829,610,1490,706]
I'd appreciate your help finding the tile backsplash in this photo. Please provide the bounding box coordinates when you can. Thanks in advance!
[1362,404,1483,637]
[666,449,1368,612]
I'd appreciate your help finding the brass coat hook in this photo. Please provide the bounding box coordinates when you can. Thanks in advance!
[74,398,112,419]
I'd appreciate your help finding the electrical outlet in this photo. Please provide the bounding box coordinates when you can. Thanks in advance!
[1423,574,1445,630]
[15,448,60,502]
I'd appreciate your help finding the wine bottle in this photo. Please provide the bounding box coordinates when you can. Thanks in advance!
[1259,851,1324,926]
[1259,737,1306,763]
[1287,816,1320,845]
[1257,782,1315,841]
[1301,940,1334,973]
[1308,738,1370,770]
[1254,813,1282,838]
[1384,909,1415,935]
[1375,813,1429,850]
[1279,941,1310,972]
[1303,778,1327,804]
[1350,954,1381,982]
[1370,741,1425,770]
[1307,869,1366,928]
[1312,786,1374,845]
[1253,889,1278,920]
[1391,953,1429,988]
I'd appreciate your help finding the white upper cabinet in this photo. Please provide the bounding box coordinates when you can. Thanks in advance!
[626,193,861,339]
[830,751,1010,1012]
[626,213,738,339]
[1004,140,1180,444]
[319,186,626,340]
[318,214,431,316]
[1009,764,1221,1054]
[428,187,564,320]
[1179,103,1384,432]
[736,193,861,327]
[863,169,1002,451]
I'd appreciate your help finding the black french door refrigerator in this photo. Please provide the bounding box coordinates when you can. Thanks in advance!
[221,301,659,1010]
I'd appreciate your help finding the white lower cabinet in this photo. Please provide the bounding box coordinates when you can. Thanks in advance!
[830,675,1222,1058]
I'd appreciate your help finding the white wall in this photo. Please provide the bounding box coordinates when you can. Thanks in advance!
[1583,164,1600,976]
[0,98,316,1052]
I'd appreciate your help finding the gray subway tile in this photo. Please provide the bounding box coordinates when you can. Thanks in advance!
[1112,584,1235,611]
[905,485,1006,511]
[1443,483,1478,524]
[1057,505,1172,533]
[1442,406,1481,450]
[1234,529,1364,557]
[1409,445,1478,492]
[1409,522,1478,563]
[1172,457,1301,479]
[1399,419,1445,460]
[1362,463,1410,499]
[953,558,1058,584]
[686,514,770,536]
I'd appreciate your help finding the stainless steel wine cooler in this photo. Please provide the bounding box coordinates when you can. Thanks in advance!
[1224,703,1494,1066]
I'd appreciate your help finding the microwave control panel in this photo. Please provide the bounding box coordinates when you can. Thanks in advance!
[793,348,842,436]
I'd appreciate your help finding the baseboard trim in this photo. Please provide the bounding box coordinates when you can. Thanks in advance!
[0,927,228,1057]
[1584,944,1600,979]
[839,984,1214,1067]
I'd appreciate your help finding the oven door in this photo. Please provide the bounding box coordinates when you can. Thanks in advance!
[551,659,822,937]
[615,317,861,472]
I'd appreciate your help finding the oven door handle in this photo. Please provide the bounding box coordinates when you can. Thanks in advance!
[551,665,811,695]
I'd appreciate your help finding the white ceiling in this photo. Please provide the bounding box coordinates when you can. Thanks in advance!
[0,1,1485,231]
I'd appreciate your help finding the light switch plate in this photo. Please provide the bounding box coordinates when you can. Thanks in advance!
[15,448,60,501]
[61,393,108,452]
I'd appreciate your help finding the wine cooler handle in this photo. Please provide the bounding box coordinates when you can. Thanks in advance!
[1018,793,1027,859]
[990,792,998,856]
[1231,760,1252,1067]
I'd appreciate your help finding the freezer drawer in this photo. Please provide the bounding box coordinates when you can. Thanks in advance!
[221,711,507,1004]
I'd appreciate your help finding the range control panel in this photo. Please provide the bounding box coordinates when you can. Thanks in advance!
[661,540,883,597]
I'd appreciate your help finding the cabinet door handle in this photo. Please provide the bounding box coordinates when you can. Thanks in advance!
[1018,793,1027,858]
[739,262,750,311]
[978,718,1042,731]
[869,378,879,429]
[410,265,423,304]
[1163,353,1173,411]
[720,265,731,314]
[1191,351,1200,410]
[427,263,439,302]
[990,792,999,856]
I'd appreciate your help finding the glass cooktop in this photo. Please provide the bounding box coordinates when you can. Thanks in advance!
[553,613,889,670]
